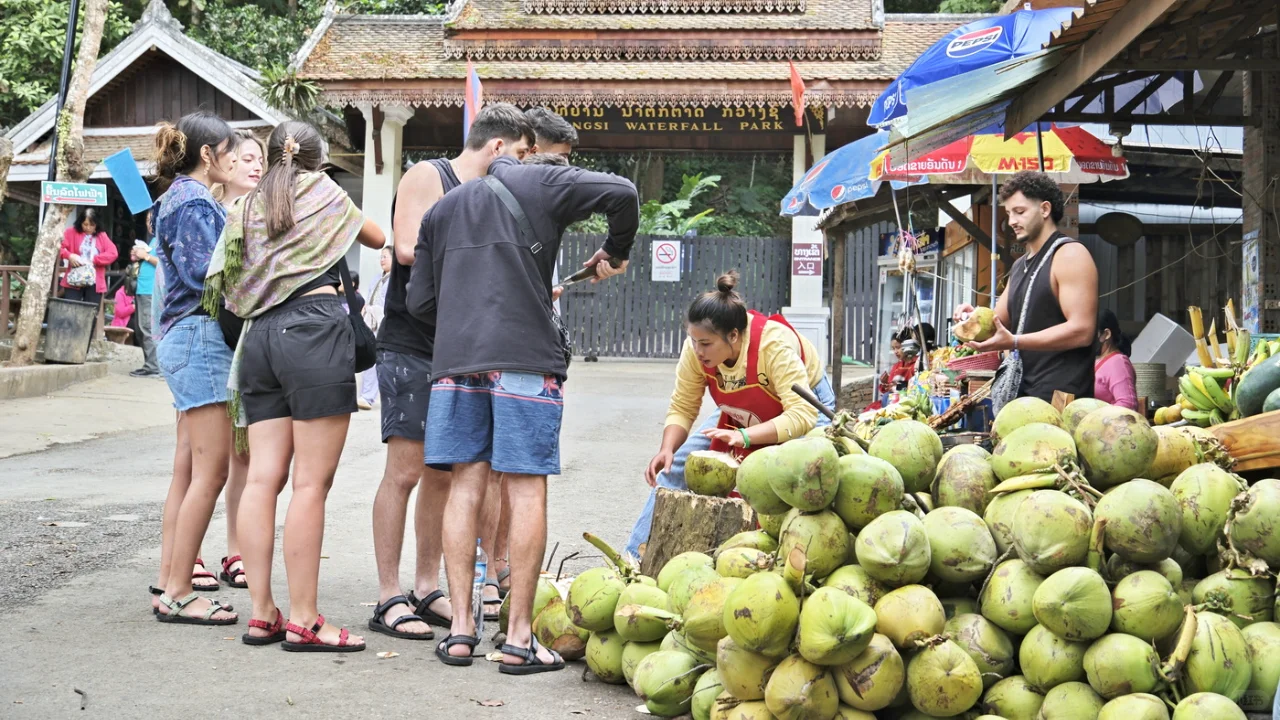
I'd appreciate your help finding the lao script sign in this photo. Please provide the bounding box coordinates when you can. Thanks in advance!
[41,181,107,206]
[792,242,822,276]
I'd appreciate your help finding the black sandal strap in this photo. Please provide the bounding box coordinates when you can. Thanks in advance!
[499,637,560,666]
[149,585,164,596]
[412,589,446,617]
[388,614,425,630]
[373,594,412,618]
[440,634,480,650]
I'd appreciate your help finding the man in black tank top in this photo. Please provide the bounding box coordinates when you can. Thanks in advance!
[954,171,1098,402]
[368,104,533,641]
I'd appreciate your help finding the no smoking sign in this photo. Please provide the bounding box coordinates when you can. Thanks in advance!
[651,240,681,282]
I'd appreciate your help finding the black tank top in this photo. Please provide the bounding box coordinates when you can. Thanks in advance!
[377,158,463,359]
[1005,232,1094,402]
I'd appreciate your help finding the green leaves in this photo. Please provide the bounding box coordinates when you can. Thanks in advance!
[261,65,320,114]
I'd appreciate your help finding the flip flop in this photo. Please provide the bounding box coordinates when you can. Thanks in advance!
[483,581,502,622]
[435,633,480,667]
[408,589,452,628]
[156,592,237,626]
[281,614,365,653]
[368,595,435,641]
[498,636,565,675]
[242,608,286,646]
[220,555,248,589]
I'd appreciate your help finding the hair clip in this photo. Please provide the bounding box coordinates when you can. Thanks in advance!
[283,136,301,159]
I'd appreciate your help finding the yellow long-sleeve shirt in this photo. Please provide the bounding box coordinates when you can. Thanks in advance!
[665,320,825,441]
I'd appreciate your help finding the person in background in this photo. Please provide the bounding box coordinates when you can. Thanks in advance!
[627,272,834,560]
[357,247,392,411]
[879,329,919,396]
[130,212,161,377]
[214,121,384,650]
[60,207,118,305]
[110,285,135,328]
[150,110,239,625]
[1094,308,1138,411]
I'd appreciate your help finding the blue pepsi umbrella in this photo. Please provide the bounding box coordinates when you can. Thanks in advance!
[868,7,1079,129]
[780,131,917,217]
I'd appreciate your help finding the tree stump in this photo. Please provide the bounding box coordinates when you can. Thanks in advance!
[640,488,756,577]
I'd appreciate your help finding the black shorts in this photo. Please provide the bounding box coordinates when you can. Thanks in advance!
[377,348,433,443]
[240,295,357,424]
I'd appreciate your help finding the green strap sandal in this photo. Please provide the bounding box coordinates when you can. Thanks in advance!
[156,592,238,626]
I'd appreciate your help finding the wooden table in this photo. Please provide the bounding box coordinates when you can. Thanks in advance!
[1212,410,1280,473]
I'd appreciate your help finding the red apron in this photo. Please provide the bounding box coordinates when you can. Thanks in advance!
[703,310,807,462]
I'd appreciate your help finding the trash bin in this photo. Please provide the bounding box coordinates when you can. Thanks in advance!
[44,297,98,364]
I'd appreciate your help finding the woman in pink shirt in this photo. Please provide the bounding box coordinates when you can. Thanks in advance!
[1095,308,1138,411]
[59,207,118,305]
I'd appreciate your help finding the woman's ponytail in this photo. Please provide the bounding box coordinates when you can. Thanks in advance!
[152,122,187,182]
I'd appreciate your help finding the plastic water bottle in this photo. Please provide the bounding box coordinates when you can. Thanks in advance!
[472,539,488,633]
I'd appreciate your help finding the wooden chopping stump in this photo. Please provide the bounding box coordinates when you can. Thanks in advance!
[639,487,756,577]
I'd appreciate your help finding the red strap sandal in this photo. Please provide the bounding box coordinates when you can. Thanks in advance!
[281,614,366,653]
[220,555,248,589]
[192,557,219,591]
[242,607,285,646]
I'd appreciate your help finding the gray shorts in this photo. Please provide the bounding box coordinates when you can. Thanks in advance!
[377,349,433,443]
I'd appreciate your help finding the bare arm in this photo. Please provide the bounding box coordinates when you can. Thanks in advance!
[392,162,444,266]
[356,217,385,250]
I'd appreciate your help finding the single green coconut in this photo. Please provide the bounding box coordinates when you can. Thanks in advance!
[1193,569,1275,629]
[1170,463,1242,556]
[1012,490,1093,575]
[1095,479,1182,564]
[1110,570,1184,643]
[658,552,715,593]
[716,635,779,701]
[932,444,998,515]
[1227,478,1280,568]
[906,638,984,718]
[982,675,1045,719]
[954,306,997,343]
[586,629,627,684]
[766,437,841,512]
[984,488,1035,554]
[613,603,677,644]
[662,628,716,666]
[1097,694,1170,720]
[691,668,724,720]
[833,454,905,531]
[683,576,739,654]
[1171,693,1247,720]
[1147,425,1201,484]
[944,613,1015,689]
[923,506,999,584]
[723,571,800,659]
[715,697,774,720]
[832,706,876,720]
[941,596,980,619]
[613,582,671,638]
[758,512,787,540]
[777,508,850,581]
[687,450,740,497]
[854,509,932,587]
[669,565,721,616]
[979,559,1046,635]
[834,633,904,712]
[1082,633,1161,699]
[1073,406,1158,489]
[1019,623,1088,692]
[991,423,1077,482]
[1037,681,1105,720]
[736,446,793,515]
[1062,398,1110,437]
[1182,611,1251,702]
[1240,622,1280,712]
[822,565,890,607]
[992,397,1063,442]
[635,649,707,717]
[622,639,664,689]
[874,585,945,649]
[717,530,780,557]
[499,576,561,634]
[566,566,626,632]
[534,596,590,661]
[1105,555,1183,587]
[797,587,877,666]
[867,419,945,494]
[1032,567,1113,641]
[716,547,775,579]
[764,655,840,720]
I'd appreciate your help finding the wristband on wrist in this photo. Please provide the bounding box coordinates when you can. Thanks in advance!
[1013,335,1020,352]
[738,427,751,448]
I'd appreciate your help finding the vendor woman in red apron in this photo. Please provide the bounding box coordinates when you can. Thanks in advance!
[625,271,835,560]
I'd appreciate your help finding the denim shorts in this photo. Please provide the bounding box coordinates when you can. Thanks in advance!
[424,371,564,476]
[158,314,233,411]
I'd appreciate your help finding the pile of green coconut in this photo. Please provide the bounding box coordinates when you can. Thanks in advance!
[509,398,1280,719]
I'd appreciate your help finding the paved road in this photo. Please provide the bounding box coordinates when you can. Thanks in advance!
[0,361,690,719]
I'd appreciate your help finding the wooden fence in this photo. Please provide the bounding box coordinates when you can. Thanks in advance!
[838,221,895,363]
[557,233,790,358]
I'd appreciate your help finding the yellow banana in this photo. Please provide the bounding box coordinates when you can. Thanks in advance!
[1180,374,1216,411]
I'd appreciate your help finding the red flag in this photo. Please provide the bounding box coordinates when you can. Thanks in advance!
[789,61,806,127]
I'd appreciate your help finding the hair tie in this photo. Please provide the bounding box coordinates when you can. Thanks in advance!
[283,136,300,160]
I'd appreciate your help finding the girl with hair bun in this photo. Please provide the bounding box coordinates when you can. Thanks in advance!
[625,270,837,560]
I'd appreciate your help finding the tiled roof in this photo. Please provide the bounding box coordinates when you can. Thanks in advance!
[13,134,162,166]
[449,0,875,30]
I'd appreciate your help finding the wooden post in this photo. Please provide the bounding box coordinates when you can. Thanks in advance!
[829,227,846,409]
[1051,391,1075,414]
[639,488,756,577]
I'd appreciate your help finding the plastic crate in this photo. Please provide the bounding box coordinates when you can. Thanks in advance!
[947,351,1002,372]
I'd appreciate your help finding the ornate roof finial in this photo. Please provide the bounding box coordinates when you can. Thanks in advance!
[140,0,183,32]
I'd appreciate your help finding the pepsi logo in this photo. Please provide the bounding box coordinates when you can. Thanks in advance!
[787,195,804,210]
[946,26,1002,58]
[830,185,845,201]
[883,91,898,115]
[802,159,830,186]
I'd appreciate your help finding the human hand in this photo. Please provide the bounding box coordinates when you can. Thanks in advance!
[702,427,746,448]
[552,285,564,301]
[645,450,675,487]
[69,254,84,267]
[583,249,628,283]
[952,303,976,324]
[967,317,1015,354]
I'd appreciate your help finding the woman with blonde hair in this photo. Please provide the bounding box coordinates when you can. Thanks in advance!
[206,120,384,650]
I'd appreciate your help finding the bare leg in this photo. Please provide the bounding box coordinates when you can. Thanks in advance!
[413,466,453,620]
[370,437,430,635]
[154,411,191,610]
[493,475,511,593]
[283,415,363,647]
[239,418,292,636]
[502,473,555,664]
[442,461,491,657]
[478,470,504,608]
[223,444,248,582]
[161,404,235,622]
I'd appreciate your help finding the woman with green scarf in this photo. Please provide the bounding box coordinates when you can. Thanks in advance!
[205,121,385,651]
